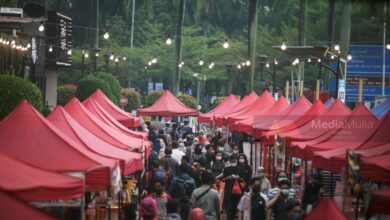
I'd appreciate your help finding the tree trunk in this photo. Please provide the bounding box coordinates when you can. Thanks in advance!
[248,0,258,93]
[173,0,186,94]
[327,0,335,47]
[298,0,307,93]
[203,0,210,36]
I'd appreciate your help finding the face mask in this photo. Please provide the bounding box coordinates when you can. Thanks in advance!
[216,156,222,160]
[218,147,224,152]
[233,150,239,154]
[258,172,264,178]
[292,212,302,220]
[229,163,236,167]
[278,177,287,183]
[281,189,290,197]
[252,186,261,194]
[239,159,245,164]
[155,188,163,195]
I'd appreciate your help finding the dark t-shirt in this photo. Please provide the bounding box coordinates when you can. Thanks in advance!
[251,194,266,220]
[222,165,240,193]
[272,197,295,220]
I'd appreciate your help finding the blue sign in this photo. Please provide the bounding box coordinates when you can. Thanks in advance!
[345,45,390,102]
[155,82,163,90]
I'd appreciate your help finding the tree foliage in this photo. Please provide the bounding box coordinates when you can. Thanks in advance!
[0,75,43,119]
[177,93,197,109]
[121,88,141,111]
[145,90,163,107]
[57,84,77,106]
[96,73,122,106]
[75,76,112,102]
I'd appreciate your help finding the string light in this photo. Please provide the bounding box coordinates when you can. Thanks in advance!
[334,43,340,51]
[265,62,270,68]
[115,57,119,63]
[237,64,241,69]
[103,30,109,40]
[199,58,204,66]
[317,58,321,63]
[109,54,114,60]
[95,52,99,57]
[166,36,172,45]
[48,45,53,52]
[331,55,335,59]
[151,57,157,64]
[26,43,31,49]
[245,60,251,66]
[347,52,352,61]
[274,59,278,65]
[123,57,127,61]
[67,49,72,55]
[38,23,45,32]
[281,42,287,51]
[386,42,390,50]
[308,58,311,63]
[223,39,229,49]
[208,62,214,69]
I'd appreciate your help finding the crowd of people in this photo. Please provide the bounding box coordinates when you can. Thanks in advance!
[120,120,324,220]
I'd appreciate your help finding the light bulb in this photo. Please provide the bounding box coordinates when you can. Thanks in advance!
[294,58,299,64]
[334,44,340,51]
[265,62,270,68]
[123,57,127,61]
[308,58,311,63]
[347,53,352,61]
[166,37,172,45]
[223,39,229,49]
[386,43,390,50]
[110,54,114,60]
[199,58,204,66]
[148,61,152,66]
[152,57,157,64]
[84,52,89,58]
[246,60,251,66]
[237,64,241,69]
[103,31,109,40]
[67,49,72,55]
[178,63,182,68]
[331,55,335,60]
[27,43,31,49]
[281,42,287,51]
[180,61,184,65]
[48,45,53,52]
[38,24,45,32]
[11,40,15,45]
[115,57,119,63]
[317,58,321,63]
[95,52,99,57]
[274,59,278,65]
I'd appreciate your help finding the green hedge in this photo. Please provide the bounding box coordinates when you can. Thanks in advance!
[96,73,121,106]
[57,84,76,106]
[0,75,43,119]
[75,76,113,102]
[177,93,197,109]
[121,88,141,111]
[145,90,163,107]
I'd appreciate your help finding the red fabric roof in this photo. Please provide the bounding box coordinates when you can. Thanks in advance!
[83,97,148,140]
[0,100,117,190]
[356,111,390,149]
[48,106,143,175]
[232,96,288,133]
[198,94,239,125]
[215,91,258,127]
[253,96,312,141]
[90,89,140,127]
[0,152,83,201]
[360,151,390,184]
[137,90,198,116]
[0,190,58,220]
[227,91,275,126]
[304,198,348,220]
[309,104,380,171]
[282,99,351,159]
[367,189,390,216]
[64,98,145,151]
[356,142,390,157]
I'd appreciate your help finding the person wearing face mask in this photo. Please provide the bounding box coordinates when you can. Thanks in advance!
[150,179,172,220]
[256,167,271,194]
[268,179,297,220]
[231,145,240,158]
[222,155,242,220]
[237,177,278,220]
[205,144,216,169]
[211,151,225,178]
[269,171,296,199]
[192,144,206,164]
[237,154,252,191]
[288,200,303,220]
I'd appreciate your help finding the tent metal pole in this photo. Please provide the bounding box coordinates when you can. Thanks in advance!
[268,145,271,180]
[290,156,293,184]
[254,139,258,172]
[304,160,308,185]
[355,197,359,220]
[107,186,112,220]
[250,136,253,167]
[81,173,86,220]
[259,143,263,167]
[330,173,334,199]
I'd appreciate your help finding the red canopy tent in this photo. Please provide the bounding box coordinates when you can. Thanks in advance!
[0,190,58,220]
[137,90,198,116]
[232,95,288,134]
[304,198,348,220]
[360,151,390,184]
[0,100,118,190]
[215,91,258,127]
[198,93,239,125]
[227,91,275,127]
[253,96,312,142]
[301,104,379,161]
[0,152,83,201]
[312,110,390,172]
[367,189,390,216]
[280,99,351,159]
[48,106,143,175]
[89,89,140,127]
[64,98,149,152]
[83,97,147,139]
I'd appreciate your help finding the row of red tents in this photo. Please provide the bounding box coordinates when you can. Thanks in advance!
[0,89,149,219]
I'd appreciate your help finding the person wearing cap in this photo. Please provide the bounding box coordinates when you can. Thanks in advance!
[301,172,323,213]
[256,167,271,194]
[268,178,297,220]
[139,196,158,220]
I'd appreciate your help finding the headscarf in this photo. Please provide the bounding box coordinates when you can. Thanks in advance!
[189,208,205,220]
[139,196,157,217]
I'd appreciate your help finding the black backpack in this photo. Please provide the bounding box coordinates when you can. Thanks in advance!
[175,176,195,202]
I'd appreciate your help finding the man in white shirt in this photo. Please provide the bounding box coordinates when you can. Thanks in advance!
[171,141,185,165]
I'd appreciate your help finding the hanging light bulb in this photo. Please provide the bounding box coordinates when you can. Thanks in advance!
[148,61,152,66]
[281,42,287,51]
[11,44,16,48]
[274,59,278,65]
[11,40,15,45]
[223,39,229,49]
[386,42,390,50]
[166,36,172,45]
[317,58,321,63]
[180,61,184,65]
[334,43,340,51]
[26,43,31,49]
[67,49,72,55]
[308,58,311,63]
[110,54,114,60]
[178,63,183,68]
[152,57,157,64]
[38,23,45,32]
[115,57,119,63]
[199,58,204,66]
[237,64,241,69]
[123,56,127,61]
[331,55,335,60]
[95,52,99,57]
[103,30,109,40]
[246,60,251,66]
[0,37,3,43]
[209,62,214,69]
[265,62,270,68]
[84,52,89,58]
[48,45,53,52]
[347,52,352,61]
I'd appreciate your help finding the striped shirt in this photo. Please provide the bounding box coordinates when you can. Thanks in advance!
[268,187,296,200]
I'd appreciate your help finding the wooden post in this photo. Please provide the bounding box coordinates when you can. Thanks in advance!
[358,79,363,103]
[300,80,304,96]
[285,81,289,100]
[316,80,320,100]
